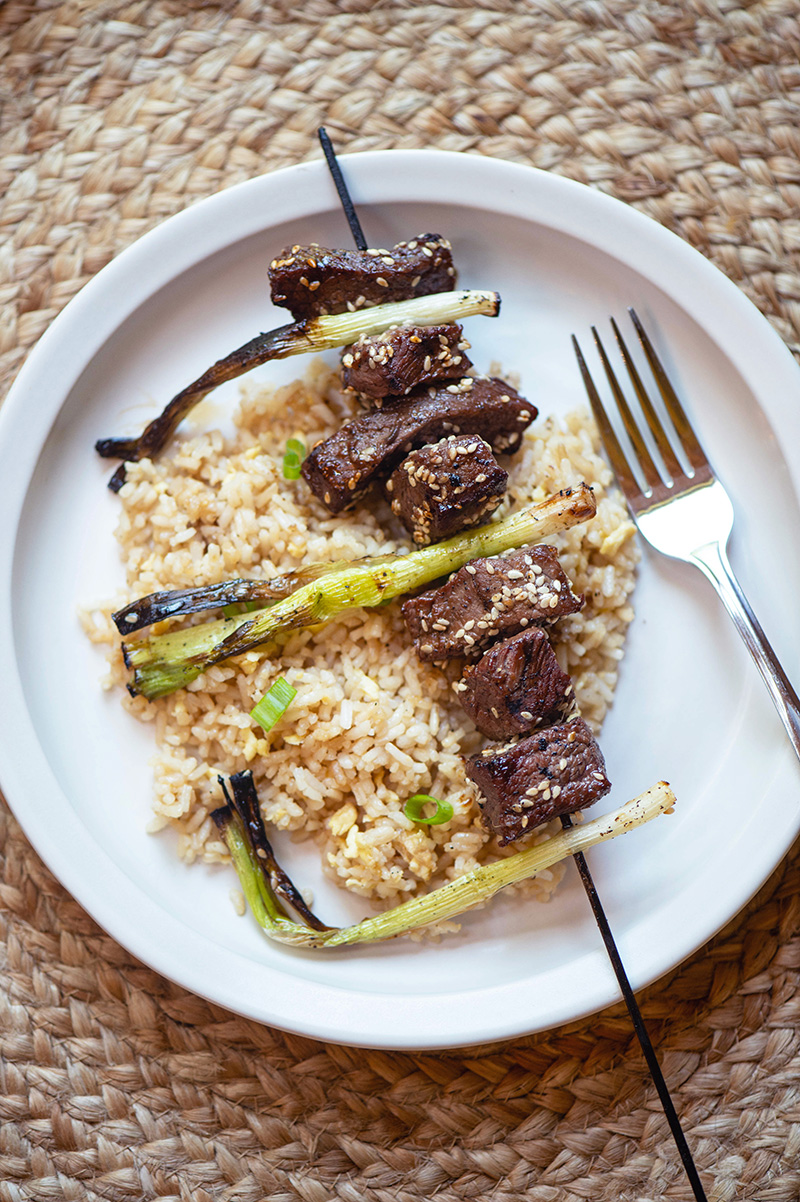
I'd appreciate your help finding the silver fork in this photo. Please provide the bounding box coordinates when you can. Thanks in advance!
[573,308,800,761]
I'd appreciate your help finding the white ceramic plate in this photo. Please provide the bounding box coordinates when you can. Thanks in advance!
[2,151,800,1050]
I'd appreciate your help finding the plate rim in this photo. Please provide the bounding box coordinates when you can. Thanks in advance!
[2,149,800,1049]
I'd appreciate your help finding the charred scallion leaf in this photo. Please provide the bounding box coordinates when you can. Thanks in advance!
[212,802,293,932]
[218,772,329,931]
[112,560,372,633]
[96,289,500,490]
[122,484,597,699]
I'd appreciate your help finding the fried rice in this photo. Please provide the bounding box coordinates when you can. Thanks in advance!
[81,361,638,909]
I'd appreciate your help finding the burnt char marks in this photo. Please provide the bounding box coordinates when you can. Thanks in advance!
[387,435,507,546]
[342,324,472,400]
[402,545,583,661]
[269,235,456,321]
[457,627,573,740]
[464,716,611,845]
[301,377,537,514]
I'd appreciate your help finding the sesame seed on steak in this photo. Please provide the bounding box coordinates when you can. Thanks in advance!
[386,435,507,546]
[401,545,583,661]
[455,627,574,740]
[341,324,472,401]
[301,377,536,514]
[464,716,611,845]
[268,234,456,321]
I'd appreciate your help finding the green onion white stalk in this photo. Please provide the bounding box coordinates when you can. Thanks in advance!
[96,290,500,490]
[293,289,500,346]
[215,782,675,948]
[123,483,596,699]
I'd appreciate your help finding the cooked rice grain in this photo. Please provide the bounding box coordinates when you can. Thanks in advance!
[82,363,638,906]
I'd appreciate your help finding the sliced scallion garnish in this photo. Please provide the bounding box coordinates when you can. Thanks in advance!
[250,677,297,733]
[403,794,454,825]
[282,437,307,480]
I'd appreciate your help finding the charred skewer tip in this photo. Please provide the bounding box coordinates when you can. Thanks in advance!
[318,127,367,250]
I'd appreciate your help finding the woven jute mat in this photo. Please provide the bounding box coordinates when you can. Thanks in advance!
[3,3,800,1199]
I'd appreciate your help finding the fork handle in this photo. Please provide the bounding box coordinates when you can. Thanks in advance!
[691,541,800,759]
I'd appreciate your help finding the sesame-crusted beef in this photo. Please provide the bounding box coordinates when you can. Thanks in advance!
[464,716,611,845]
[341,324,472,400]
[387,435,508,546]
[301,377,536,514]
[402,545,583,661]
[456,627,574,740]
[268,235,456,321]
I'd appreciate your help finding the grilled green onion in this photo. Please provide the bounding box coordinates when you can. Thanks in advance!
[250,677,297,733]
[112,561,362,634]
[123,483,596,699]
[403,795,453,825]
[218,771,329,930]
[97,289,500,490]
[215,783,676,948]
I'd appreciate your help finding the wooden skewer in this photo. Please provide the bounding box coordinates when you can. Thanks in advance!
[318,127,367,250]
[560,814,708,1201]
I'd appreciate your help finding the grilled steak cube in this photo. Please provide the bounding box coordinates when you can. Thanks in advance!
[341,324,472,400]
[457,627,573,740]
[402,545,582,661]
[465,716,611,845]
[387,435,507,546]
[268,235,456,320]
[301,377,536,514]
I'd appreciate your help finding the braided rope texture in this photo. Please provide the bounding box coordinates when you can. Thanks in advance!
[3,2,800,1198]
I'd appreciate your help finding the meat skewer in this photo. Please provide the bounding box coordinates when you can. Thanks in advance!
[434,559,706,1199]
[314,130,707,1200]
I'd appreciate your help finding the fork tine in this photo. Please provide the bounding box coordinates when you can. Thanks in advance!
[571,335,641,502]
[628,308,708,473]
[610,317,684,482]
[591,326,662,492]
